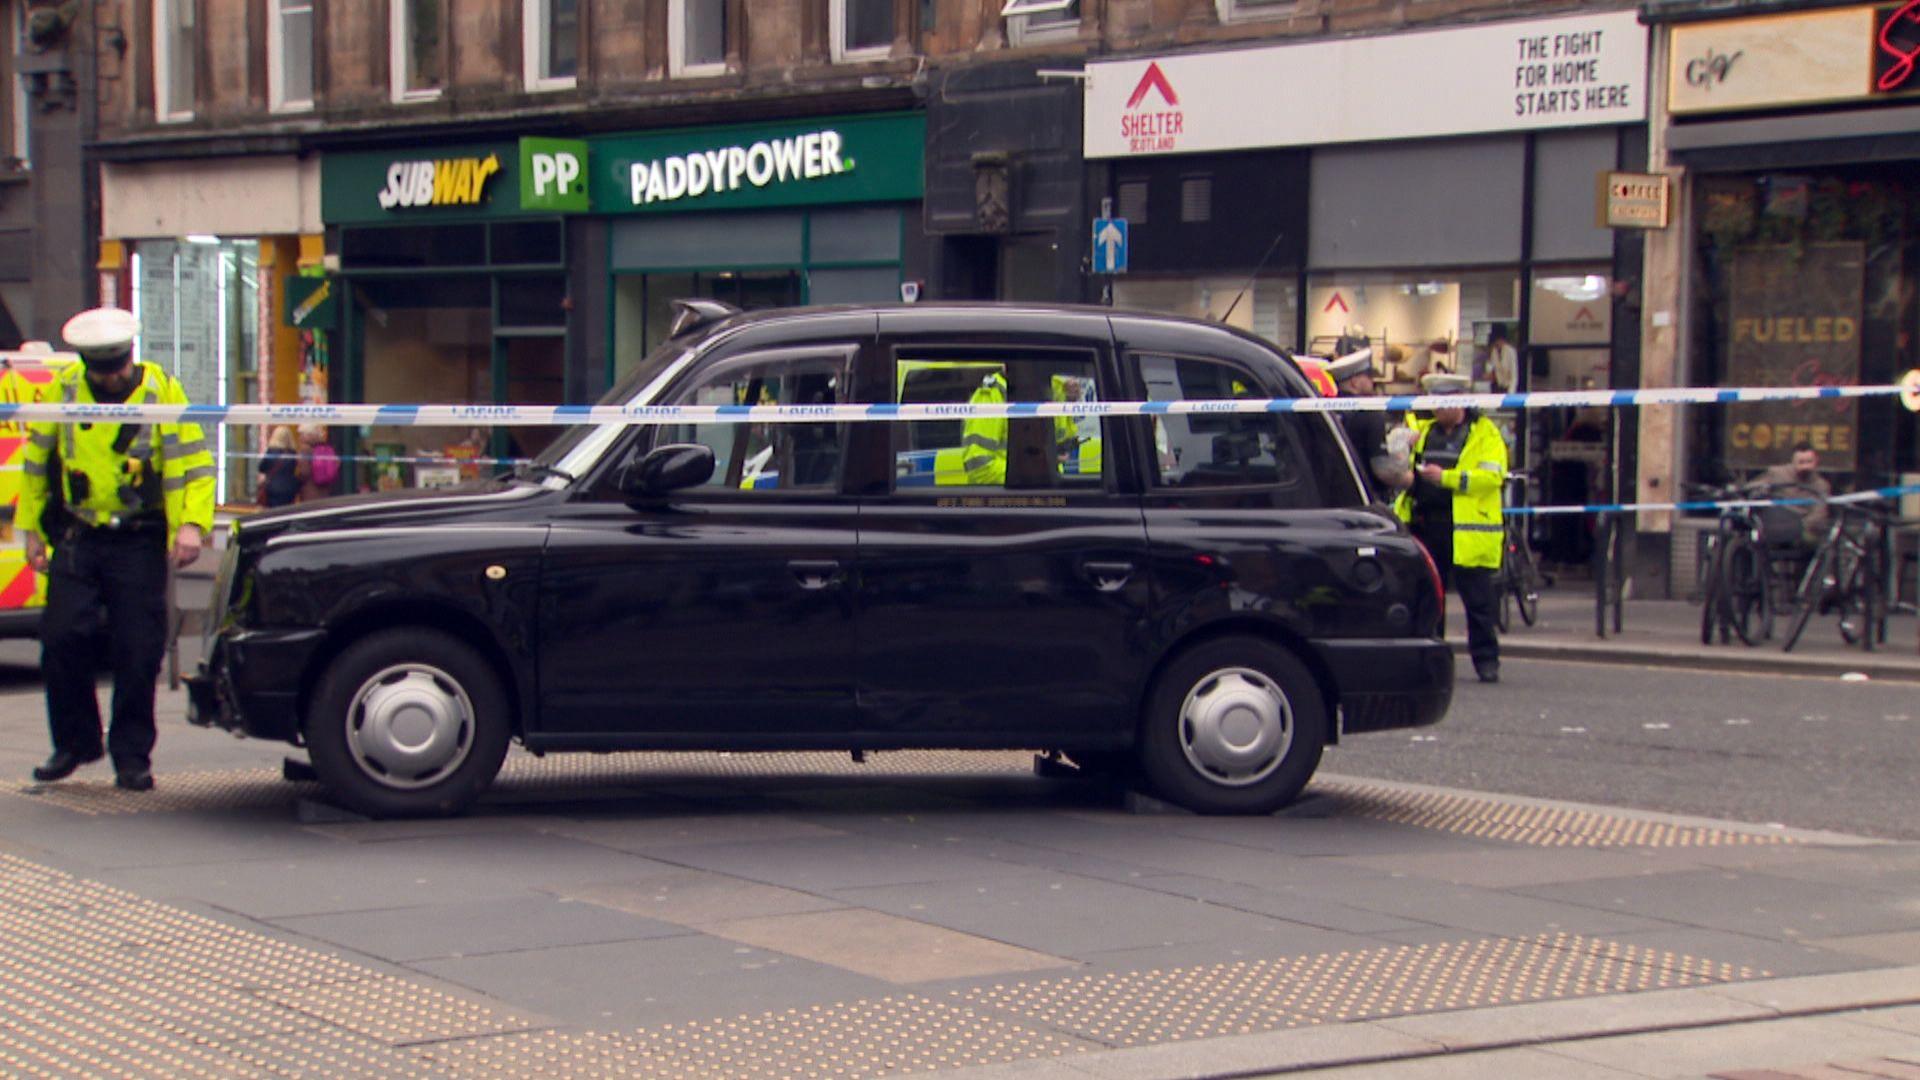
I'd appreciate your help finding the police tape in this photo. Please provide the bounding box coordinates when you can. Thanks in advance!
[0,375,1916,427]
[1505,484,1920,517]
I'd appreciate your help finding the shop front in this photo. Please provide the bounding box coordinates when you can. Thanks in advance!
[1084,10,1650,565]
[99,155,324,504]
[1649,2,1920,502]
[590,112,926,383]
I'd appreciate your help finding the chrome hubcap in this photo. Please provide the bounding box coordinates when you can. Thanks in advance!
[345,664,475,791]
[1178,667,1292,787]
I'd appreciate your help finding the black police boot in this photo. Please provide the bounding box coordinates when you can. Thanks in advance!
[113,759,154,792]
[33,749,104,782]
[1474,661,1500,684]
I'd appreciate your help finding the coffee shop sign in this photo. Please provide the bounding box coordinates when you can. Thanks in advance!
[628,129,854,206]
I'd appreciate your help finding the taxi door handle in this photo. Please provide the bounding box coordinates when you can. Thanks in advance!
[788,560,843,590]
[1081,561,1135,592]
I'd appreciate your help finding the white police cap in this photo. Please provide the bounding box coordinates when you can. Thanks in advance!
[1420,372,1472,395]
[62,307,140,361]
[1325,347,1374,384]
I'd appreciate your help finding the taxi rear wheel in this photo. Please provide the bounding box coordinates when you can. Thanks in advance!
[306,629,511,818]
[1138,637,1326,814]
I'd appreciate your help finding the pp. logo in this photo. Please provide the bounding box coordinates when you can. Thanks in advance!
[519,137,590,212]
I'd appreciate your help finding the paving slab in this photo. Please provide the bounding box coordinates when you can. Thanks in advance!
[1372,985,1773,1050]
[1705,966,1920,1013]
[270,893,687,963]
[1518,868,1920,941]
[1543,1013,1920,1079]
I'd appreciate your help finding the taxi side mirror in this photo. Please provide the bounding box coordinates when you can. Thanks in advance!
[617,443,715,497]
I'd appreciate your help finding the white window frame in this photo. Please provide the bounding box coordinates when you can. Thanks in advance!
[267,0,316,113]
[829,0,893,63]
[1002,0,1078,47]
[522,0,579,92]
[1213,0,1297,22]
[153,0,194,123]
[8,3,28,166]
[668,0,728,78]
[390,0,442,103]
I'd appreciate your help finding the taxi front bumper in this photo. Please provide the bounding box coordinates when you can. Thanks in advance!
[185,628,327,743]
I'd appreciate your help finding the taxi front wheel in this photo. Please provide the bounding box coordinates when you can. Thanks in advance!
[305,629,511,818]
[1138,637,1326,815]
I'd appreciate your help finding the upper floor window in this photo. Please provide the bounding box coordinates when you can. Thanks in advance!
[153,0,195,121]
[669,0,727,77]
[1002,0,1076,45]
[524,0,579,90]
[268,0,315,112]
[390,0,443,101]
[830,0,893,63]
[1215,0,1295,22]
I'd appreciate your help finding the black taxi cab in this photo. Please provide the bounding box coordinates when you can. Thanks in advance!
[188,303,1453,818]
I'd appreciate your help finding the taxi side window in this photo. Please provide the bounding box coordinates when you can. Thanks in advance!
[654,355,848,492]
[1139,354,1306,491]
[893,353,1107,493]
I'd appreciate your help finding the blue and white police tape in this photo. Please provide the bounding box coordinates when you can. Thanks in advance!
[1504,484,1920,517]
[0,374,1915,427]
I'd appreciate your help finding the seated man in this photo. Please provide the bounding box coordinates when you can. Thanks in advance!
[1757,442,1832,549]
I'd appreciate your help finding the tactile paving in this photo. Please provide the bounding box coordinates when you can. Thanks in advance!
[955,932,1768,1043]
[1311,778,1798,848]
[0,848,1778,1079]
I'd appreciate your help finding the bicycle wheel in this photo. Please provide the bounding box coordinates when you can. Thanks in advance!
[1699,536,1724,646]
[1835,545,1872,648]
[1781,544,1833,653]
[1723,535,1770,647]
[1497,579,1512,634]
[1512,540,1542,627]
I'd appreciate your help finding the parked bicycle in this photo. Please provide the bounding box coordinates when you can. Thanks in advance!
[1781,500,1900,653]
[1692,482,1806,647]
[1495,472,1546,632]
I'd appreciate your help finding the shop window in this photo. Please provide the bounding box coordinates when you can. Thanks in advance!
[489,220,565,266]
[496,274,568,329]
[1214,0,1294,22]
[892,353,1105,493]
[1180,176,1212,224]
[153,0,195,121]
[831,0,893,61]
[1117,180,1148,225]
[1303,270,1519,391]
[391,0,444,101]
[670,0,728,76]
[524,0,579,90]
[131,239,259,502]
[340,224,485,269]
[1138,354,1307,494]
[655,354,850,493]
[268,0,314,111]
[1112,277,1297,351]
[1003,0,1076,45]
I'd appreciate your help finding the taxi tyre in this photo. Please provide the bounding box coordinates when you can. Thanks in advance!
[305,629,511,818]
[1138,637,1326,815]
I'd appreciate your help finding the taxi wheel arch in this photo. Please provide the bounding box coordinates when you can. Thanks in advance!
[1136,633,1328,815]
[305,627,512,818]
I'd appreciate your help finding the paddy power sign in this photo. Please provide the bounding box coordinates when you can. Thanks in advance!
[591,113,924,214]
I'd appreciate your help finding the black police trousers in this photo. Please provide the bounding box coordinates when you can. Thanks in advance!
[1414,521,1501,668]
[41,528,169,769]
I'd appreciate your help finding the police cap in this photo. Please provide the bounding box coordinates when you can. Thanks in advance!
[61,307,140,370]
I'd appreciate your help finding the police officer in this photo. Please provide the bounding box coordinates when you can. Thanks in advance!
[19,307,215,790]
[1395,372,1508,683]
[1325,348,1412,497]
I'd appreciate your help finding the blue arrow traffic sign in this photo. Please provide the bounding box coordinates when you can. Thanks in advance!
[1092,217,1128,275]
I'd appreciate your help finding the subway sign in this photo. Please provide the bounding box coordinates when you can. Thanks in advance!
[376,154,501,210]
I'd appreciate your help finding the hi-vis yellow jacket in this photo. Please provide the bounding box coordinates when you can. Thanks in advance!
[1393,414,1508,570]
[18,361,215,549]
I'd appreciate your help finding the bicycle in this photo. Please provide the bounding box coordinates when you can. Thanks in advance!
[1691,482,1803,647]
[1781,501,1899,653]
[1495,472,1546,632]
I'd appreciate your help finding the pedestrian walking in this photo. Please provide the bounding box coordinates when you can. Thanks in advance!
[18,307,215,791]
[294,423,340,503]
[256,426,300,508]
[1396,372,1509,683]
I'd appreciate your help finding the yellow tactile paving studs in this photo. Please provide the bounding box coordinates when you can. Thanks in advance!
[5,754,1799,849]
[0,849,1775,1079]
[1310,778,1798,848]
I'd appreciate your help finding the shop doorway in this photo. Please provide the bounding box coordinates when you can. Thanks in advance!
[1528,345,1614,568]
